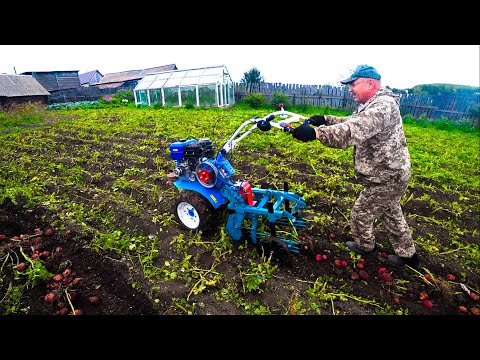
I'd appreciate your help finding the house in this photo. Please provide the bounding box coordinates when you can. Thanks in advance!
[20,70,81,92]
[0,73,50,110]
[79,70,103,87]
[96,64,177,91]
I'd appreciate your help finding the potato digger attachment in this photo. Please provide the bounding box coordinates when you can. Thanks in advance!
[168,108,310,255]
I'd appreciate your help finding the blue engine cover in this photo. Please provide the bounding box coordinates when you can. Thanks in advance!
[169,139,197,160]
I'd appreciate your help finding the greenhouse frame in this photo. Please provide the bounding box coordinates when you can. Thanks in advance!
[134,65,235,108]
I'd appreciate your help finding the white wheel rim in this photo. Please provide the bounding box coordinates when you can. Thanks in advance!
[177,201,200,229]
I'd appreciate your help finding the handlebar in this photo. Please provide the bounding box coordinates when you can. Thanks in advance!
[220,110,309,154]
[257,114,275,131]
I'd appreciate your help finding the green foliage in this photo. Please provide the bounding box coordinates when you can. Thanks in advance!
[0,102,47,132]
[243,93,266,109]
[403,114,479,134]
[295,103,312,113]
[240,67,264,84]
[48,101,100,110]
[98,96,121,107]
[270,92,290,109]
[17,246,54,288]
[113,90,135,102]
[409,83,480,96]
[239,256,278,293]
[3,283,24,315]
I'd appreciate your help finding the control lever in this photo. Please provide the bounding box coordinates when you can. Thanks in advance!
[257,114,275,131]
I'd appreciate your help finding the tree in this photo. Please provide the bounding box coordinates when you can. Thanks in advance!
[241,67,264,93]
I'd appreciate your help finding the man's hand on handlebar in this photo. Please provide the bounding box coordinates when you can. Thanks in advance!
[291,121,317,142]
[308,115,326,126]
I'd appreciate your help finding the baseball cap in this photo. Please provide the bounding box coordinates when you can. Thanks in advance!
[340,64,381,85]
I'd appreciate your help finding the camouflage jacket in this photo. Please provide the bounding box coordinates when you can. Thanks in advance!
[316,87,411,184]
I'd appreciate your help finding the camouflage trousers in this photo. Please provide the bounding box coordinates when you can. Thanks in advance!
[350,178,416,258]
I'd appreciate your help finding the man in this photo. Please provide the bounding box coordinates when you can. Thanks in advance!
[291,64,420,269]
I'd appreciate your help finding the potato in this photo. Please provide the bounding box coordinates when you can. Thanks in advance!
[358,270,369,280]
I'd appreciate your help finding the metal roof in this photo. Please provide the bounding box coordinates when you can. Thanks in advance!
[79,70,103,85]
[0,74,50,97]
[98,82,126,89]
[98,64,177,85]
[20,70,79,74]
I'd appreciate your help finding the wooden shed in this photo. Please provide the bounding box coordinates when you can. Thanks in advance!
[0,74,50,110]
[20,70,81,92]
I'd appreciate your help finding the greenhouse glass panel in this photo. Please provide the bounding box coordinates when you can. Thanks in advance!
[199,74,219,83]
[151,79,167,88]
[155,72,171,79]
[164,77,184,87]
[135,73,157,91]
[184,69,205,77]
[149,89,162,105]
[199,85,216,107]
[202,68,220,76]
[178,78,200,87]
[169,71,186,79]
[164,87,180,106]
[228,83,235,105]
[136,80,154,91]
[136,90,148,105]
[180,86,197,106]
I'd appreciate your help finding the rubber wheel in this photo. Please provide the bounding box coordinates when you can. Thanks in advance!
[173,191,214,231]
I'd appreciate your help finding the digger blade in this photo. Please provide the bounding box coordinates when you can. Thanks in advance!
[258,236,291,264]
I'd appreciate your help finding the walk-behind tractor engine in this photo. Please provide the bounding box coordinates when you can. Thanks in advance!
[169,108,310,254]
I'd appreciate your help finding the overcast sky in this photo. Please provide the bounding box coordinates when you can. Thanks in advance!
[1,45,478,89]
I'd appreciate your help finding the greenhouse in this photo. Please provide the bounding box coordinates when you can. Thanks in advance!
[134,65,235,108]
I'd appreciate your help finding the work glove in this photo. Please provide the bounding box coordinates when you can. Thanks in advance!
[308,115,326,126]
[292,122,317,142]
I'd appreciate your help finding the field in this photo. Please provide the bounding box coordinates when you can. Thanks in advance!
[1,103,479,316]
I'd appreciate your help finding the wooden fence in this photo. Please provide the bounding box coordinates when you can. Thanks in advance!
[399,93,478,122]
[234,82,479,125]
